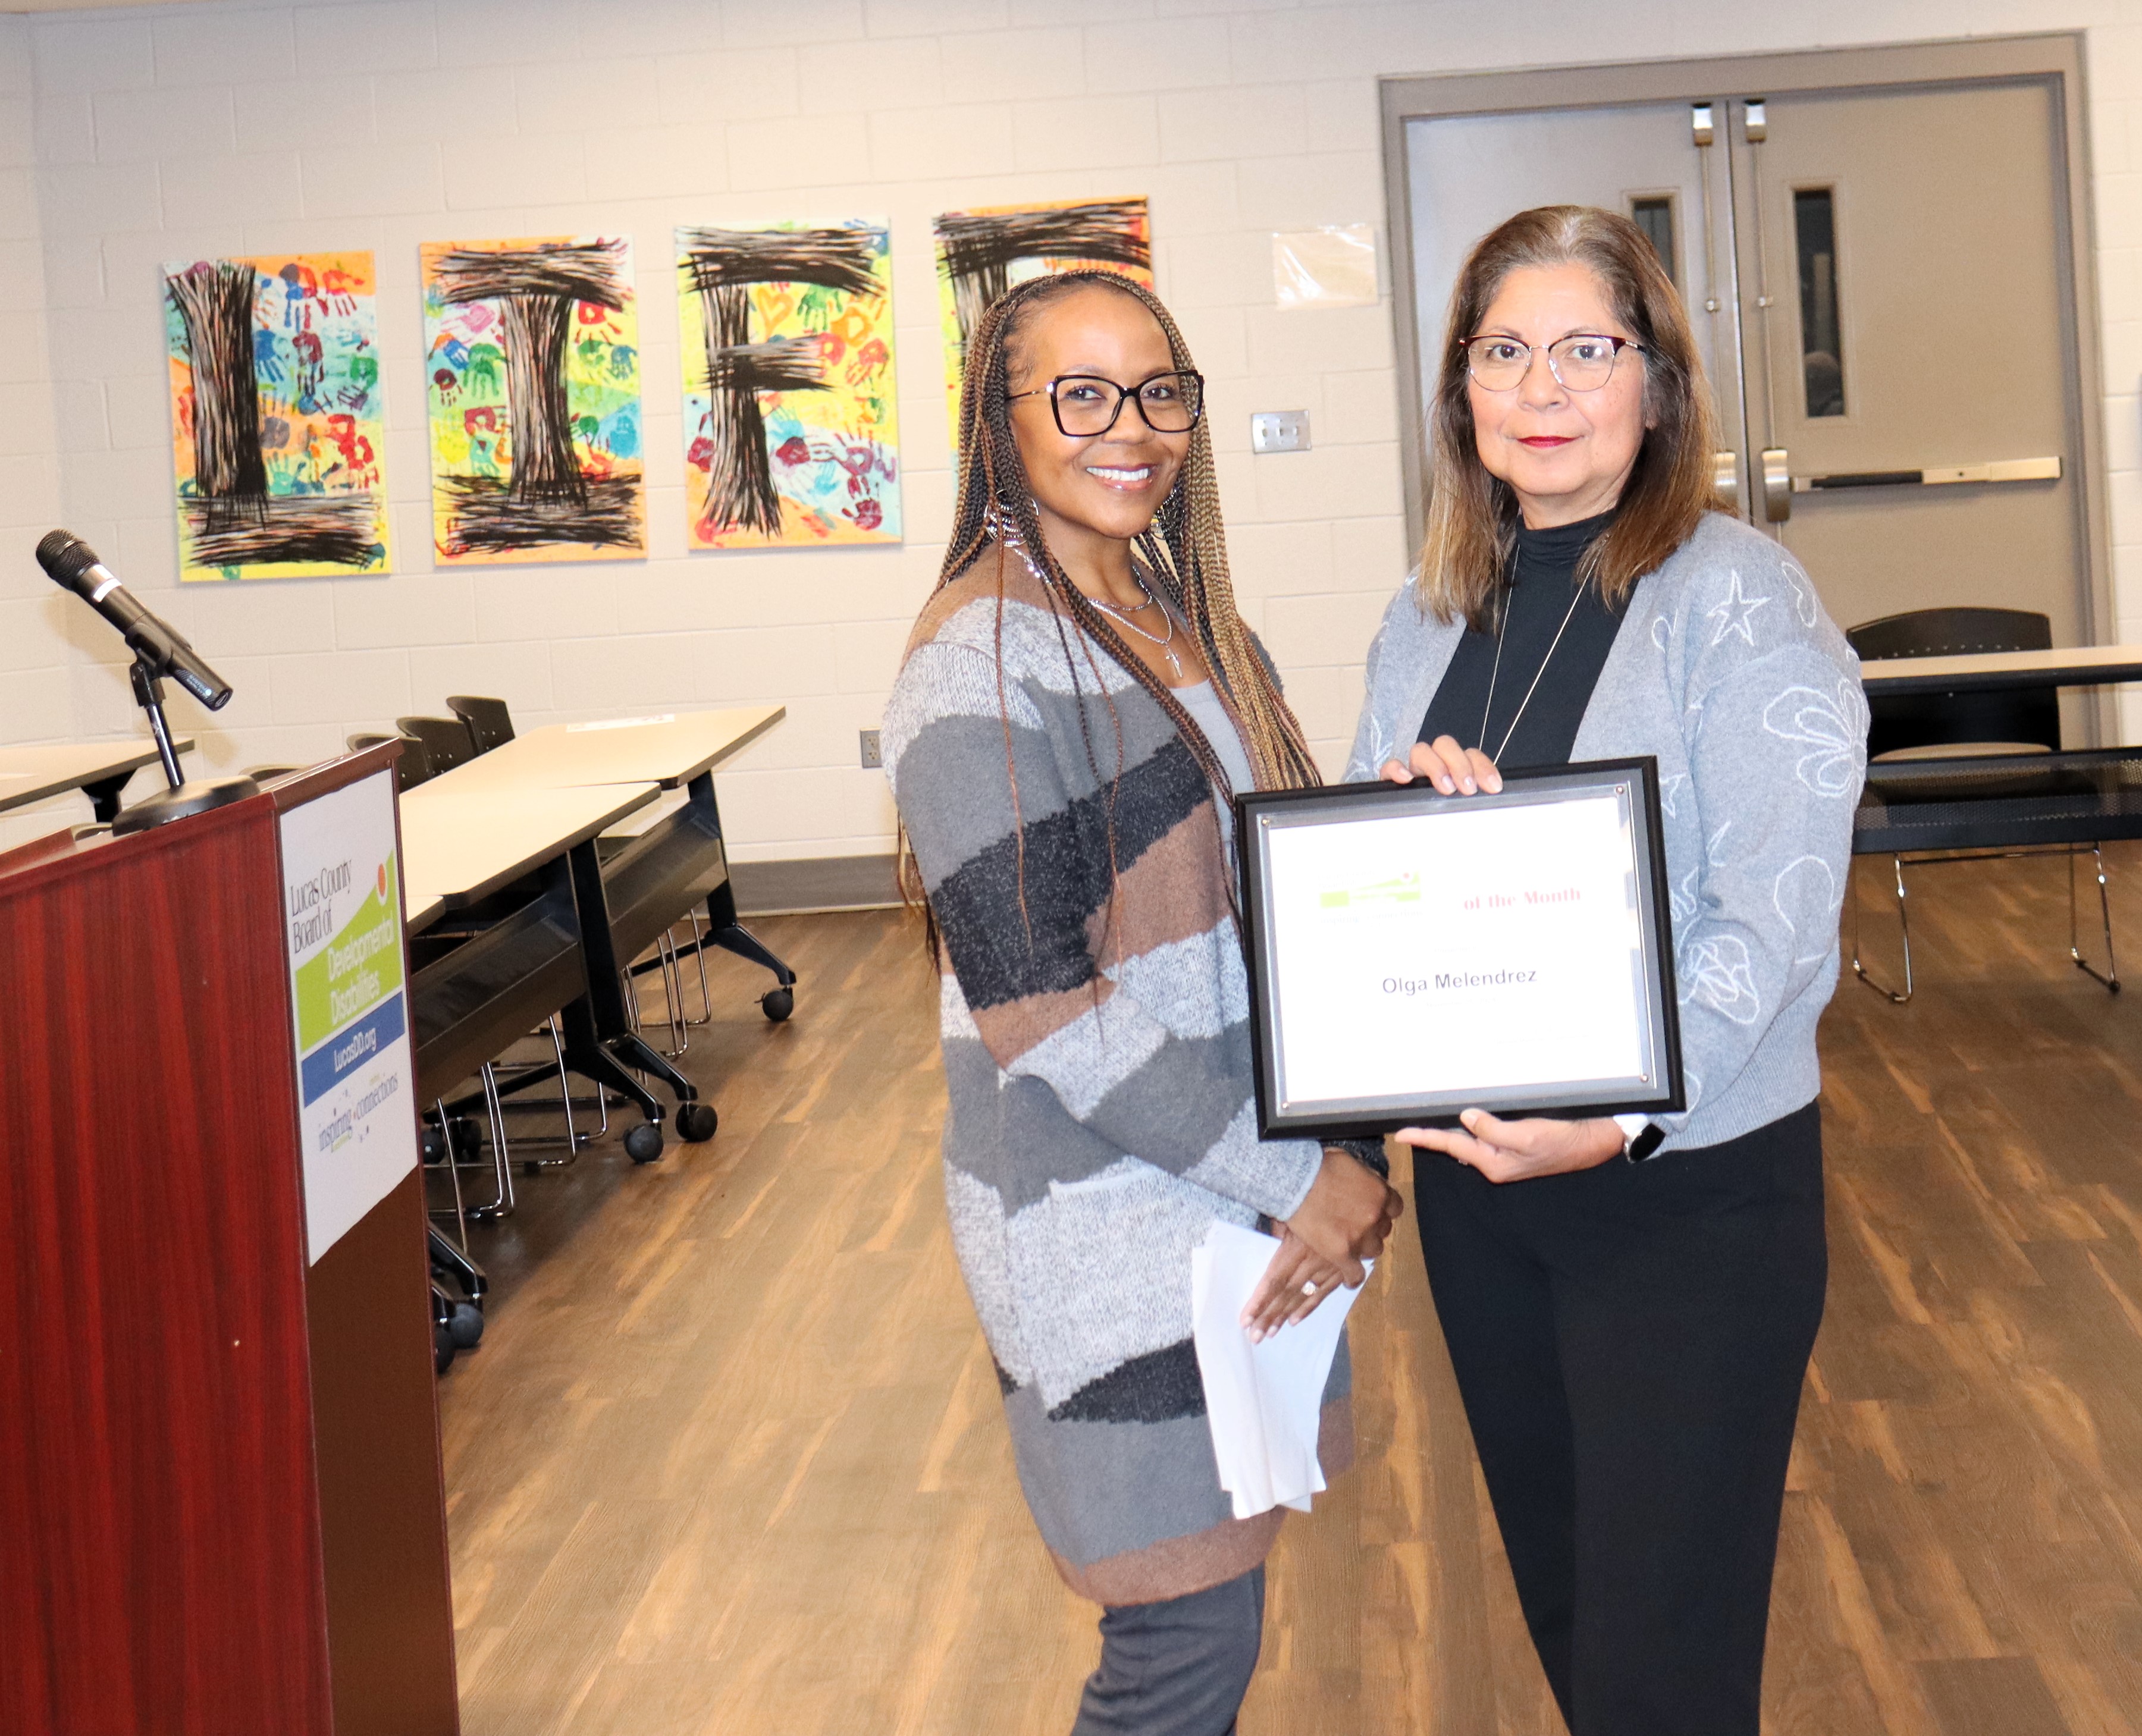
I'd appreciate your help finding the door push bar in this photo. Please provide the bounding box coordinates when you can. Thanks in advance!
[1759,452,2061,523]
[1792,455,2062,492]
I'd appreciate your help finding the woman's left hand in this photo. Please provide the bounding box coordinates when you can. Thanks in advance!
[1394,1109,1624,1183]
[1381,734,1503,796]
[1240,1229,1356,1343]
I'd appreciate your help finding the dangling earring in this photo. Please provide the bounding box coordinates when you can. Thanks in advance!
[988,501,1036,564]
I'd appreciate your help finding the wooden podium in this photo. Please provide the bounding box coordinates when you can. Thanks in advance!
[0,745,458,1736]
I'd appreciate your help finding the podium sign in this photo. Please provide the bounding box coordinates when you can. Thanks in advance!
[278,768,419,1264]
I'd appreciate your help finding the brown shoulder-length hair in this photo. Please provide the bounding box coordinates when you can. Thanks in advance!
[1419,205,1720,629]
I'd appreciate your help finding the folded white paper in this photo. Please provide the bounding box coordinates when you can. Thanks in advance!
[1190,1220,1367,1522]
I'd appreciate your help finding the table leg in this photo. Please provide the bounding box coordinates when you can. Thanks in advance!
[554,992,668,1160]
[80,770,135,825]
[565,836,716,1142]
[687,770,798,1016]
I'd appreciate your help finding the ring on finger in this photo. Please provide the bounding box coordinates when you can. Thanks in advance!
[1301,1279,1319,1296]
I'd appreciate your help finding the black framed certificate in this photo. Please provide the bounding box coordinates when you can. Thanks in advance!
[1237,758,1683,1141]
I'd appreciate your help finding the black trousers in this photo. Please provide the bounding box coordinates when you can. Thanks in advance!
[1071,1566,1264,1736]
[1415,1102,1826,1736]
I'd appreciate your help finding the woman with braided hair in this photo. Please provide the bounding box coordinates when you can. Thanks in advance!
[883,270,1401,1734]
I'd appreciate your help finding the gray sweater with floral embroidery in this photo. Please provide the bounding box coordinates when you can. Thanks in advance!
[1344,511,1868,1153]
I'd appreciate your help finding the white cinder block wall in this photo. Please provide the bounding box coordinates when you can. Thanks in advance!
[0,12,62,828]
[4,0,2142,859]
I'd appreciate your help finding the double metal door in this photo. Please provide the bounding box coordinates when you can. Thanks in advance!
[1400,62,2093,661]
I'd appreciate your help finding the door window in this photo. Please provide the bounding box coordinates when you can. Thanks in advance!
[1793,187,1846,416]
[1629,194,1679,289]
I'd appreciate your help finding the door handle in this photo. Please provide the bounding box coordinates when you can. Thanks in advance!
[1790,456,2062,492]
[1712,449,1739,511]
[1761,448,1791,523]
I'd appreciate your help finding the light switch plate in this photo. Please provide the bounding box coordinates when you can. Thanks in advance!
[1252,410,1310,454]
[859,729,882,769]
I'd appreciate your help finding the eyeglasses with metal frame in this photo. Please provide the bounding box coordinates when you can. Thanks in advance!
[1006,370,1206,438]
[1462,334,1645,393]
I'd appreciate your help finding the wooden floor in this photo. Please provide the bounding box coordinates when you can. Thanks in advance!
[439,847,2142,1735]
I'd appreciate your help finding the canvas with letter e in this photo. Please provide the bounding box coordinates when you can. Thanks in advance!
[1238,758,1683,1141]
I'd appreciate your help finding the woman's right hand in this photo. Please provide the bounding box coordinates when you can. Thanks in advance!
[1277,1149,1403,1285]
[1380,734,1503,796]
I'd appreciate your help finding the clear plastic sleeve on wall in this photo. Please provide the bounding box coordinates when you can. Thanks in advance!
[1271,224,1379,310]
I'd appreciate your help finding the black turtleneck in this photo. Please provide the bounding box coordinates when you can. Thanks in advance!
[1417,509,1633,771]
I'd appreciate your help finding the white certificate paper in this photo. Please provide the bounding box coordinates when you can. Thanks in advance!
[1262,789,1654,1116]
[1191,1221,1365,1521]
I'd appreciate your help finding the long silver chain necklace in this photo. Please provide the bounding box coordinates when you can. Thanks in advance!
[1479,576,1587,764]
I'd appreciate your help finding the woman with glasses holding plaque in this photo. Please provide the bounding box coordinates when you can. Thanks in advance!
[884,271,1401,1735]
[1347,206,1867,1734]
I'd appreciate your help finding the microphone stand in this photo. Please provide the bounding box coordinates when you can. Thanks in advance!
[130,655,186,792]
[109,646,259,838]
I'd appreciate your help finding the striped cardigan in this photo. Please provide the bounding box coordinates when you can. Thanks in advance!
[883,554,1355,1605]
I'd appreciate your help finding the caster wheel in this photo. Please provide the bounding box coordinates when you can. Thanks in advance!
[623,1121,664,1163]
[676,1101,718,1142]
[434,1324,455,1374]
[423,1116,485,1163]
[761,987,795,1022]
[448,1302,485,1349]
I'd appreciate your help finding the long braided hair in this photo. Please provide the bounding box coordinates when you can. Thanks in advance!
[899,269,1319,952]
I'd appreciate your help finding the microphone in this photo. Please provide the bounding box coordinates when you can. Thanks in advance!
[37,529,234,710]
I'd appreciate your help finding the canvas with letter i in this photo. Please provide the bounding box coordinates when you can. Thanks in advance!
[421,234,645,566]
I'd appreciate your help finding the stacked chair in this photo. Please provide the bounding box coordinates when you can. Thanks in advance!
[347,730,431,790]
[347,715,522,1371]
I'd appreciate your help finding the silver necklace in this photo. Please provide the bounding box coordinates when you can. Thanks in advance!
[1479,577,1588,764]
[999,522,1186,680]
[1086,568,1184,679]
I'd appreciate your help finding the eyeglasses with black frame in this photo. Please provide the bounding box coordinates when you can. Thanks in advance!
[1462,334,1644,393]
[1007,371,1206,438]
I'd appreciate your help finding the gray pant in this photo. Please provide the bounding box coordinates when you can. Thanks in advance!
[1071,1567,1265,1736]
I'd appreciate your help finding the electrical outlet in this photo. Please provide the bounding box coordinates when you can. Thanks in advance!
[1252,410,1310,454]
[859,729,883,769]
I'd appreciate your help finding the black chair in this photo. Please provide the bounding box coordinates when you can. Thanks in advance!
[429,698,596,1173]
[446,694,516,755]
[348,731,431,790]
[1847,607,2117,1002]
[395,715,476,778]
[1852,606,2059,761]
